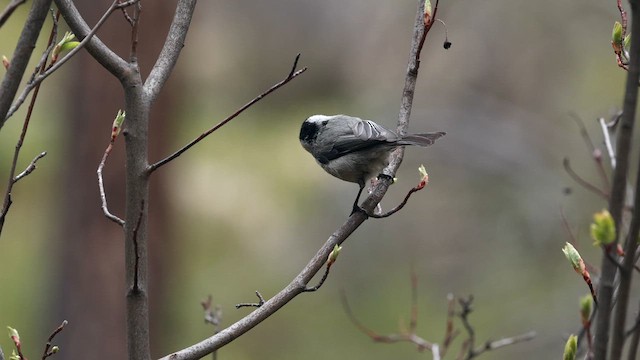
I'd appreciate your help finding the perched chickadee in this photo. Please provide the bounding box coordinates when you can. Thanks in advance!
[299,114,445,213]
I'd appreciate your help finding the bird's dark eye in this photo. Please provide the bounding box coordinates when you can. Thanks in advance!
[300,121,320,142]
[321,120,329,126]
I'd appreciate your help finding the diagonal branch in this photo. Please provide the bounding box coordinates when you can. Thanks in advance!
[144,0,198,103]
[0,0,52,130]
[148,54,307,174]
[159,2,435,359]
[53,0,132,79]
[0,0,27,28]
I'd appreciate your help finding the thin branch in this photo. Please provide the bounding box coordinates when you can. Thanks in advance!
[160,2,434,358]
[1,14,58,236]
[302,262,332,292]
[148,54,307,173]
[41,320,67,360]
[562,158,609,199]
[599,116,617,170]
[144,0,197,103]
[569,112,609,188]
[341,291,436,353]
[469,331,537,358]
[235,291,266,309]
[440,293,459,357]
[8,0,138,120]
[14,151,47,182]
[0,0,52,130]
[97,142,125,226]
[0,0,27,28]
[368,181,425,218]
[128,1,141,62]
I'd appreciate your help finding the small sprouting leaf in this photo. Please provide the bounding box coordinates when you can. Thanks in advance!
[563,335,577,360]
[328,244,342,265]
[612,21,623,45]
[590,209,616,246]
[111,109,126,139]
[562,242,584,274]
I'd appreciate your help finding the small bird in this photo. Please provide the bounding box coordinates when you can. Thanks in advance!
[299,114,445,213]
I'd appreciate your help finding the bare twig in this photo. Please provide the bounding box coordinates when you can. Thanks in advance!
[0,0,52,130]
[599,116,617,170]
[41,320,67,359]
[458,296,536,359]
[201,296,222,360]
[341,290,437,354]
[569,113,609,188]
[128,1,141,60]
[148,54,307,173]
[0,0,27,28]
[118,0,135,26]
[302,263,332,292]
[440,293,460,357]
[562,158,609,199]
[0,12,58,236]
[469,332,537,358]
[7,0,139,120]
[235,291,266,309]
[14,151,47,182]
[368,181,425,218]
[97,142,125,226]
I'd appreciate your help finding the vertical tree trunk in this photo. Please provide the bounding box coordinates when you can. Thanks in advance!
[53,2,176,358]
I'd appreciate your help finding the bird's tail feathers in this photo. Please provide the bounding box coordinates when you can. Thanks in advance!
[399,132,446,146]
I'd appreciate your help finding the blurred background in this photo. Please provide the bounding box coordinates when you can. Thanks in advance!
[0,0,638,359]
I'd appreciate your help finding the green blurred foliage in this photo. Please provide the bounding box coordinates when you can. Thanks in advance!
[1,0,638,359]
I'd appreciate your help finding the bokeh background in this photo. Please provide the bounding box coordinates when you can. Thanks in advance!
[1,0,638,359]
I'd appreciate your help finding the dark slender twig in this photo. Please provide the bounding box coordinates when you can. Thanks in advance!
[118,0,135,26]
[129,1,141,61]
[368,185,423,218]
[569,112,610,188]
[148,54,307,173]
[341,290,437,354]
[440,293,459,357]
[0,13,58,236]
[131,200,144,292]
[0,0,27,28]
[41,320,67,359]
[562,158,609,199]
[6,0,140,120]
[0,0,51,130]
[235,291,266,309]
[303,263,332,292]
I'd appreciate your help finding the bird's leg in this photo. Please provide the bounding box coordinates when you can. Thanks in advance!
[350,182,366,215]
